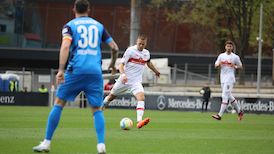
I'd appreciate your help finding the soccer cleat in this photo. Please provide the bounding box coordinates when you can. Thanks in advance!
[97,143,106,154]
[212,114,222,120]
[33,141,50,153]
[137,117,150,129]
[238,110,244,121]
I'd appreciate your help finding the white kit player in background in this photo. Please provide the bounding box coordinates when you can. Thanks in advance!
[103,34,160,129]
[212,40,244,121]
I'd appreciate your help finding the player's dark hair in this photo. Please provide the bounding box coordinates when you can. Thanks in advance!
[74,0,89,14]
[224,40,234,46]
[138,34,148,41]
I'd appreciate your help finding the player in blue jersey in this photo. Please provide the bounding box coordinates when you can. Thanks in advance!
[33,0,119,153]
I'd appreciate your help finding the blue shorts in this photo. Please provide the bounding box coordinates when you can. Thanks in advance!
[56,73,103,107]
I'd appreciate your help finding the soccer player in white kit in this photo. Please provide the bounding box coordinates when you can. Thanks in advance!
[103,34,160,128]
[212,40,244,121]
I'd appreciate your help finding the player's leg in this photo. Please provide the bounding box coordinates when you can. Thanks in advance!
[228,84,244,120]
[33,98,66,152]
[229,93,240,113]
[202,100,205,112]
[212,83,229,120]
[102,93,116,108]
[44,98,66,140]
[135,92,150,128]
[33,74,81,152]
[132,83,150,128]
[227,84,240,112]
[135,92,145,122]
[33,98,67,152]
[205,99,209,111]
[102,81,128,108]
[218,83,230,116]
[92,107,106,154]
[85,75,106,153]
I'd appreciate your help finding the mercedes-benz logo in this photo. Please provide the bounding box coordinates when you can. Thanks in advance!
[157,95,166,110]
[226,104,233,113]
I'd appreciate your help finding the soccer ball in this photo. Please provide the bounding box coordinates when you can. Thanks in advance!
[199,89,205,95]
[120,117,133,130]
[231,109,236,114]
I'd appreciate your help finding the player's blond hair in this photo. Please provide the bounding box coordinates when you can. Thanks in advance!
[138,34,148,41]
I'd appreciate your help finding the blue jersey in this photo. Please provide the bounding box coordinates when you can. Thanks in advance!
[62,16,113,75]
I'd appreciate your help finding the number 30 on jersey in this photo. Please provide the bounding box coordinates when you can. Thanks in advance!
[77,25,99,48]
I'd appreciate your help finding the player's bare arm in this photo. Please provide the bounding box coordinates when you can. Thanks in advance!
[215,59,228,68]
[231,63,242,69]
[56,39,71,85]
[233,56,243,69]
[215,62,221,69]
[147,61,160,77]
[108,41,119,72]
[118,63,128,84]
[215,56,222,69]
[236,64,242,69]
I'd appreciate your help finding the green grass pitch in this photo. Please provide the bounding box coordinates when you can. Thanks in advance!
[1,106,274,154]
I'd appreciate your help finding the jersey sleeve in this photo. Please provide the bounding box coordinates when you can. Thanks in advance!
[102,28,113,44]
[62,25,72,41]
[215,54,221,65]
[120,48,131,64]
[235,55,242,66]
[144,51,151,62]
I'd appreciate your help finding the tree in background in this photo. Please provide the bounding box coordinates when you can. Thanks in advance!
[250,0,274,55]
[150,0,274,85]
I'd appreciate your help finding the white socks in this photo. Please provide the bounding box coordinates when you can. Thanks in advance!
[218,102,228,117]
[136,101,145,122]
[43,139,51,145]
[231,100,241,113]
[97,143,106,153]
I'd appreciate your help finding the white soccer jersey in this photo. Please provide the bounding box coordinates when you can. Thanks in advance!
[215,52,242,83]
[118,45,150,84]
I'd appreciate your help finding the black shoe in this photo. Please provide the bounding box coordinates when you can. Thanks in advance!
[212,114,222,120]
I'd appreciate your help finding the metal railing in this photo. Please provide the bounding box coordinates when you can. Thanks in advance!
[1,63,273,93]
[170,63,273,86]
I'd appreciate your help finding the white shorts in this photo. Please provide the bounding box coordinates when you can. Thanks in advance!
[221,82,234,102]
[110,81,144,96]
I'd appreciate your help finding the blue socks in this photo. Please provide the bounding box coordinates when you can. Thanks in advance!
[45,105,63,140]
[93,110,105,143]
[44,105,104,144]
